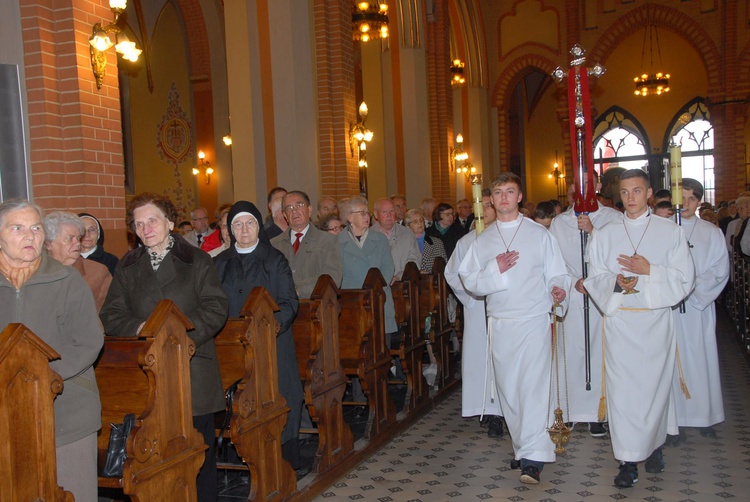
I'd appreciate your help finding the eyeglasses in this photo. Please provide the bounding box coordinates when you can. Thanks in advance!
[326,224,346,232]
[84,226,98,235]
[284,201,308,212]
[61,234,82,244]
[350,210,369,217]
[191,216,208,222]
[231,220,258,231]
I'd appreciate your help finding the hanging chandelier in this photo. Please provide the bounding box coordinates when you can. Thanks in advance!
[450,59,465,87]
[352,2,389,43]
[634,13,670,97]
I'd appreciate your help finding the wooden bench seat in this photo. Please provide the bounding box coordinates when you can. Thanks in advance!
[391,262,428,414]
[1,323,73,502]
[215,287,296,501]
[95,299,207,500]
[338,268,396,439]
[293,275,354,473]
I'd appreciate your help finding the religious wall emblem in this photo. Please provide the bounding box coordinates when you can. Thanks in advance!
[157,83,192,164]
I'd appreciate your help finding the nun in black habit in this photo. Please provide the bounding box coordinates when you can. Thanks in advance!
[213,200,305,469]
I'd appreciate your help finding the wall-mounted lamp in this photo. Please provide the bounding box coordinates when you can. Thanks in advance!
[350,101,373,197]
[89,0,142,90]
[193,150,214,184]
[450,133,469,173]
[457,163,477,180]
[451,59,466,87]
[222,135,232,147]
[549,150,566,200]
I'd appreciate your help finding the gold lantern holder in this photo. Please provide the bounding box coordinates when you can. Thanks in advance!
[548,301,570,454]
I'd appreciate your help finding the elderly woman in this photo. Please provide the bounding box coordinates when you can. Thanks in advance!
[426,202,462,258]
[44,211,112,311]
[77,212,119,275]
[319,213,345,236]
[208,206,232,258]
[0,200,103,501]
[406,208,447,273]
[213,201,305,471]
[99,193,228,501]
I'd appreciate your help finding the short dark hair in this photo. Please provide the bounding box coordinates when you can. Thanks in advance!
[127,193,178,232]
[653,188,671,199]
[489,172,523,192]
[682,178,704,201]
[318,213,342,231]
[177,220,192,229]
[432,202,453,223]
[282,190,311,208]
[654,200,673,211]
[619,169,650,187]
[267,186,287,205]
[534,201,555,220]
[549,199,562,209]
[481,188,491,197]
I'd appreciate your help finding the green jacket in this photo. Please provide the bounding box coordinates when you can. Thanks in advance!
[100,234,229,416]
[0,252,103,447]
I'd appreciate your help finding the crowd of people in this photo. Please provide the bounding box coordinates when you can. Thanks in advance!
[0,168,742,499]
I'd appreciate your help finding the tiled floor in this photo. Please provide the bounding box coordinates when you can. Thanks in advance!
[314,310,750,501]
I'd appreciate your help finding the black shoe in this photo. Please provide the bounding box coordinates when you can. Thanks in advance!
[519,465,540,484]
[665,427,687,447]
[295,465,312,480]
[698,426,717,438]
[479,415,489,427]
[510,459,521,470]
[487,415,504,438]
[589,422,608,438]
[614,462,638,488]
[645,449,665,473]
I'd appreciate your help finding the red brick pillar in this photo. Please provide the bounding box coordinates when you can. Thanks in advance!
[20,0,127,255]
[425,0,454,202]
[315,0,359,197]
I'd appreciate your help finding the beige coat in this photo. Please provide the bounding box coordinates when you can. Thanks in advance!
[72,256,112,312]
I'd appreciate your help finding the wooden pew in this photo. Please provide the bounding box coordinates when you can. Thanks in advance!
[293,275,354,473]
[215,287,296,501]
[96,300,207,501]
[338,268,396,439]
[0,323,73,502]
[428,257,457,391]
[391,262,428,414]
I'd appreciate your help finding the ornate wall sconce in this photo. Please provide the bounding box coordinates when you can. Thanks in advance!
[349,102,373,196]
[451,59,466,87]
[457,162,477,180]
[548,150,566,200]
[89,0,141,90]
[222,135,232,147]
[450,133,469,173]
[193,150,214,184]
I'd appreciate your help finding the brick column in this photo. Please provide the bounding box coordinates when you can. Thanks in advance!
[315,0,359,197]
[425,0,453,202]
[20,0,126,255]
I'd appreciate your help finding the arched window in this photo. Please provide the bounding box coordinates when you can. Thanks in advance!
[593,108,650,173]
[666,99,714,205]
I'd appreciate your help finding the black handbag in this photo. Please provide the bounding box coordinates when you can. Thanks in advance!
[99,413,136,478]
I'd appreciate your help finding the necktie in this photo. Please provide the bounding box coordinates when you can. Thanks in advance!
[293,232,303,254]
[197,234,202,245]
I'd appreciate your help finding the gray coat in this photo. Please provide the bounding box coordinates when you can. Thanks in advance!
[0,252,103,447]
[271,224,343,299]
[100,234,229,416]
[371,222,421,281]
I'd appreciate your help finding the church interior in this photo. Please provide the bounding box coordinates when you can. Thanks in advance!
[2,0,750,500]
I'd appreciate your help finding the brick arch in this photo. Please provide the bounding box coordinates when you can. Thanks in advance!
[174,0,212,78]
[588,3,721,95]
[490,53,559,109]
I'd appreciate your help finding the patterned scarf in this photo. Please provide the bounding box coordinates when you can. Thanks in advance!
[0,250,42,290]
[148,235,175,271]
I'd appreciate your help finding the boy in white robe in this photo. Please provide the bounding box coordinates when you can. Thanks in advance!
[668,178,728,444]
[549,181,622,436]
[584,169,695,488]
[458,172,569,485]
[445,190,504,438]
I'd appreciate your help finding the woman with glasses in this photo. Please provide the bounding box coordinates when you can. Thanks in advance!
[213,200,305,474]
[100,192,229,501]
[319,213,345,235]
[78,212,120,275]
[405,208,447,274]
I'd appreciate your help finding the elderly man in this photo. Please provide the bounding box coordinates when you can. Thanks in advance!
[372,198,421,282]
[452,199,474,236]
[271,190,342,298]
[390,194,407,225]
[420,197,437,228]
[316,196,339,222]
[265,186,289,240]
[184,207,215,248]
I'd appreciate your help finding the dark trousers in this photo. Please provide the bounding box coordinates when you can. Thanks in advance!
[193,414,218,502]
